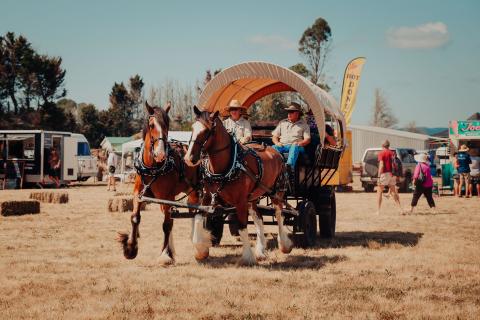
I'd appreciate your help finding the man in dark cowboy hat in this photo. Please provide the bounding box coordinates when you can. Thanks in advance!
[222,99,252,144]
[272,102,311,171]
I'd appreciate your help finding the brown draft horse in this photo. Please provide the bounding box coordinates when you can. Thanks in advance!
[117,101,206,265]
[184,106,293,265]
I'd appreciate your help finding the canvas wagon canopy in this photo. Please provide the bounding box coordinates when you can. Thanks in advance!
[198,61,346,146]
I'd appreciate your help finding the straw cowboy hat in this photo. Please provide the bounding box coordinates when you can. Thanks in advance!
[284,102,303,113]
[226,99,247,111]
[459,144,469,152]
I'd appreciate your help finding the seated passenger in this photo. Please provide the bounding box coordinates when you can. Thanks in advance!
[324,124,336,146]
[222,99,252,144]
[272,102,311,170]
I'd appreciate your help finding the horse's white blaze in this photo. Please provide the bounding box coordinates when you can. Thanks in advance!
[250,208,267,260]
[192,214,211,260]
[239,228,256,265]
[275,208,293,253]
[184,121,206,166]
[152,118,166,162]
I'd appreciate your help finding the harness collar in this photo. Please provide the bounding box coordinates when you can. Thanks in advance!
[134,142,175,177]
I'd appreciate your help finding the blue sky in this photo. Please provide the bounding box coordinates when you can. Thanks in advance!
[2,0,479,127]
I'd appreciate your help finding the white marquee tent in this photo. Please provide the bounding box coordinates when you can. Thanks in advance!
[119,131,192,180]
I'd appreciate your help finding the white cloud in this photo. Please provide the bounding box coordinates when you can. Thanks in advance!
[247,35,296,50]
[387,22,450,49]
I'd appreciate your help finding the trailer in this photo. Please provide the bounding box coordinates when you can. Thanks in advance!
[0,130,96,186]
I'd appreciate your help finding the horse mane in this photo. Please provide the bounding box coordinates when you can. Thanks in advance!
[196,110,223,130]
[142,106,170,140]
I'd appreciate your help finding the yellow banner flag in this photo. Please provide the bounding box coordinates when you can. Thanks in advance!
[340,57,366,126]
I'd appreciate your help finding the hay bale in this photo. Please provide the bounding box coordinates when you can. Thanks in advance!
[29,192,69,204]
[1,201,40,216]
[113,192,132,197]
[107,196,146,212]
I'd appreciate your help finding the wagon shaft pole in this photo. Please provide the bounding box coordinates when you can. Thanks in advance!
[139,196,216,215]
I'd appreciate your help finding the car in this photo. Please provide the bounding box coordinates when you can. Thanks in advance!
[360,147,417,192]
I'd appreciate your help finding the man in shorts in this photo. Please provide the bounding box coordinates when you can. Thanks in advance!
[376,140,403,214]
[107,151,118,191]
[456,144,472,197]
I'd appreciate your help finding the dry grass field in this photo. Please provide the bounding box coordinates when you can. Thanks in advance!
[1,180,479,319]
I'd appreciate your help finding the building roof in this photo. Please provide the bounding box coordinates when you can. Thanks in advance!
[100,136,134,152]
[349,125,434,140]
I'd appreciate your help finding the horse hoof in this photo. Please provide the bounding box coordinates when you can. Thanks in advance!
[123,245,138,260]
[237,257,257,266]
[158,255,175,266]
[255,251,267,261]
[194,251,209,261]
[256,255,267,262]
[279,245,293,254]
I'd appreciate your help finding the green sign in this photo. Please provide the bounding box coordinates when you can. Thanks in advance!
[457,121,480,137]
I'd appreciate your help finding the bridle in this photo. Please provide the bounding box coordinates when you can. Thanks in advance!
[148,115,169,163]
[189,117,231,156]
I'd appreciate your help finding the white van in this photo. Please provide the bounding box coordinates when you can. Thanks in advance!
[72,133,97,181]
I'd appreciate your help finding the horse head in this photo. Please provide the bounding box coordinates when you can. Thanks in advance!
[143,100,171,164]
[184,106,219,166]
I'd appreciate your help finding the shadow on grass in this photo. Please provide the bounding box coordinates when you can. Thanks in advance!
[409,211,457,216]
[314,231,423,249]
[216,230,423,252]
[204,253,347,270]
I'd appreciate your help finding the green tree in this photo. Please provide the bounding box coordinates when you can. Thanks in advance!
[128,74,144,132]
[289,63,310,78]
[0,32,35,113]
[299,18,332,88]
[249,93,288,123]
[78,103,106,147]
[32,54,66,108]
[108,82,133,136]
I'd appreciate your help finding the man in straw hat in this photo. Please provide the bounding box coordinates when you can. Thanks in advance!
[223,100,252,144]
[376,139,404,215]
[455,144,472,197]
[272,102,311,172]
[409,153,436,214]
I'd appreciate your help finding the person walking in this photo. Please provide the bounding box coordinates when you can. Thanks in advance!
[455,145,472,198]
[107,150,118,191]
[469,148,480,198]
[376,140,403,215]
[409,153,436,214]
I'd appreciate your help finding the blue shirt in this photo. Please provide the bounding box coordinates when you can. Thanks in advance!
[457,152,472,173]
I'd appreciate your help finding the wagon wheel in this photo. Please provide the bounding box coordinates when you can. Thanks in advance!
[205,215,224,246]
[296,201,318,248]
[311,186,336,238]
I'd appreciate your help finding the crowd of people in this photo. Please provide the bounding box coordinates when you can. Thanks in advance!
[376,139,480,216]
